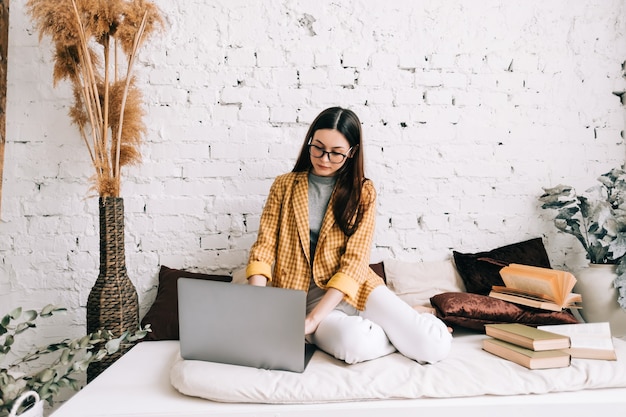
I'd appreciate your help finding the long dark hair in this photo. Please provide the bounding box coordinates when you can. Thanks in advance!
[293,107,368,236]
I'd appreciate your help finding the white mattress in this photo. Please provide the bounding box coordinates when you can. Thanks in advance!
[171,331,626,403]
[51,335,626,417]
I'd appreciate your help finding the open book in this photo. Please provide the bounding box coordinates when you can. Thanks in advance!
[488,263,582,311]
[538,322,617,360]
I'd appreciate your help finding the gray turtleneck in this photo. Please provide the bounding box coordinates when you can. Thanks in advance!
[306,172,337,313]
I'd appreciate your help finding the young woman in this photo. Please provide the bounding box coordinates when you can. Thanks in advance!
[246,107,452,364]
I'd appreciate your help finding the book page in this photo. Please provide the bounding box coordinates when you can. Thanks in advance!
[569,337,614,350]
[500,265,577,305]
[491,287,555,302]
[500,272,558,301]
[538,323,615,351]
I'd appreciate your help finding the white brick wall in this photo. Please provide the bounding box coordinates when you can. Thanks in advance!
[1,0,626,406]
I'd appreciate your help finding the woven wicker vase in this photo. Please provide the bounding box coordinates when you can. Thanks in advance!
[86,197,139,382]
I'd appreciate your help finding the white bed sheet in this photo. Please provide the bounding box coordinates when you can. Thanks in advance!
[51,336,626,417]
[171,331,626,403]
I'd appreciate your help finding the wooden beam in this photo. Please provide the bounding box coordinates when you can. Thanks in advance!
[0,0,8,216]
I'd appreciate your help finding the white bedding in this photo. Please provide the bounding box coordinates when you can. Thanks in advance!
[171,331,626,403]
[50,335,626,417]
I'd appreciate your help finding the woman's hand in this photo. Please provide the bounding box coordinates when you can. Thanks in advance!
[248,274,268,286]
[304,288,344,335]
[304,315,320,335]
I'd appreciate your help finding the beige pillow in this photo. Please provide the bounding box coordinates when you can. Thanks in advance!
[232,267,274,286]
[384,259,466,307]
[232,267,248,285]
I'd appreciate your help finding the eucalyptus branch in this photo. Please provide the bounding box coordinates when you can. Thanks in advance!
[1,305,150,414]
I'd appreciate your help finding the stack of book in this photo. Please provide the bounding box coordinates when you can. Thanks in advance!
[482,322,617,370]
[482,323,571,369]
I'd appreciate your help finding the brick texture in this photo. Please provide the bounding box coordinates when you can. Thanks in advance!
[0,0,625,406]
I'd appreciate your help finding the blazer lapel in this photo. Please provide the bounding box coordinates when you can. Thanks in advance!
[291,172,311,264]
[316,189,337,249]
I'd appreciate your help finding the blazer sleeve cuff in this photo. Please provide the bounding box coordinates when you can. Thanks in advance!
[326,272,359,299]
[246,261,273,282]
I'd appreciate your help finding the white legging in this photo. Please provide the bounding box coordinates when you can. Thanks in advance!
[308,286,452,364]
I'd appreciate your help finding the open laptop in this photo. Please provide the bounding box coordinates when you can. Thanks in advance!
[177,278,315,373]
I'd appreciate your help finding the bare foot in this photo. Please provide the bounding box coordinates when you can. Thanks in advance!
[412,305,453,333]
[412,305,436,315]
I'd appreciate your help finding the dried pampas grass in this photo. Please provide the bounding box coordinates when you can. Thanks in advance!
[26,0,164,197]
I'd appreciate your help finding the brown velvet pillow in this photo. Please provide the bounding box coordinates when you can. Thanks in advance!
[430,292,579,332]
[370,262,386,282]
[452,237,551,295]
[141,265,232,341]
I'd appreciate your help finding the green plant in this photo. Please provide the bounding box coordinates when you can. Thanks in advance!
[539,167,626,309]
[0,305,149,416]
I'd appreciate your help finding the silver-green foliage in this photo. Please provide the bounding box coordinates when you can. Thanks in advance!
[0,305,150,416]
[539,167,626,309]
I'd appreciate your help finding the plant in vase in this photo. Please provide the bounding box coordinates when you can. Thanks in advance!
[26,0,164,380]
[1,305,149,417]
[539,167,626,315]
[26,0,164,198]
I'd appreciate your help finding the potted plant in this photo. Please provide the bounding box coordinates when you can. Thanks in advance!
[1,305,149,417]
[25,0,164,380]
[539,167,626,334]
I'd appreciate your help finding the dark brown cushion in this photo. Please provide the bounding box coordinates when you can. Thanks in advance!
[452,237,551,295]
[430,292,579,332]
[141,265,231,341]
[370,262,386,282]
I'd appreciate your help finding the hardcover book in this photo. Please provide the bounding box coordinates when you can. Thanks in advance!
[482,338,571,370]
[489,263,582,311]
[484,323,570,351]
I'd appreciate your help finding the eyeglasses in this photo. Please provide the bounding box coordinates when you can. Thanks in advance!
[307,139,353,164]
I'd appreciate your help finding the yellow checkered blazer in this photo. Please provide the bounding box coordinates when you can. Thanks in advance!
[246,171,384,310]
